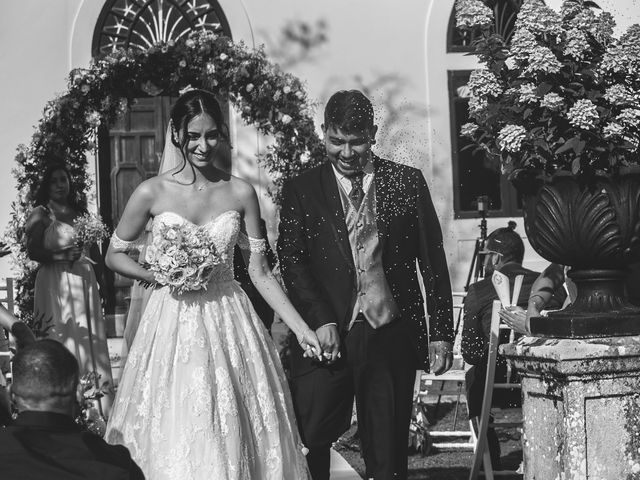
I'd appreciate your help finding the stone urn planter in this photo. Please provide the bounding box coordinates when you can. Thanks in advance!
[513,171,640,338]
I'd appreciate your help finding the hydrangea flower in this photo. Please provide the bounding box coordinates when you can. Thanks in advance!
[540,92,564,111]
[510,28,538,62]
[616,108,640,128]
[468,69,503,98]
[497,125,527,152]
[600,46,629,75]
[602,122,624,139]
[468,96,488,118]
[617,25,640,78]
[515,0,563,37]
[567,99,599,130]
[617,23,640,49]
[568,8,596,32]
[560,0,583,20]
[460,122,479,138]
[455,0,493,30]
[625,135,640,150]
[604,85,637,106]
[563,28,589,61]
[518,83,538,104]
[525,45,562,75]
[591,12,615,46]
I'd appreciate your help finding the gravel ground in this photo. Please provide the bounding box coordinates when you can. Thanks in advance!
[334,400,523,480]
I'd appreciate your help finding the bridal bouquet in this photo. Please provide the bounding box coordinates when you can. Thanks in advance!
[74,213,110,246]
[145,223,220,294]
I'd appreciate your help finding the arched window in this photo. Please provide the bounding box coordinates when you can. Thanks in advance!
[448,0,525,217]
[93,0,232,56]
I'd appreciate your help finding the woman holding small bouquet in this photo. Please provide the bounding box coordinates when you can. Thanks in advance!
[25,162,114,416]
[104,89,321,480]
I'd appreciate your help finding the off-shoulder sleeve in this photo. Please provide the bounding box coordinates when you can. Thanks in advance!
[110,231,142,253]
[237,231,267,255]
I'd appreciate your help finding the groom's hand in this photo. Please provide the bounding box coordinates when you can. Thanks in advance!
[429,341,453,375]
[316,324,340,364]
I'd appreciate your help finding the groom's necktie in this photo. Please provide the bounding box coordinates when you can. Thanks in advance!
[348,173,365,209]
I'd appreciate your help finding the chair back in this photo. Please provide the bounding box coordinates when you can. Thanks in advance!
[0,278,14,315]
[0,278,14,383]
[468,300,522,479]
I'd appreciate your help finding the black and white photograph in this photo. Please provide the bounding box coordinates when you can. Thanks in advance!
[1,1,640,479]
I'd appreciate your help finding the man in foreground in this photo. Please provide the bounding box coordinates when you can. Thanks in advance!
[0,339,144,479]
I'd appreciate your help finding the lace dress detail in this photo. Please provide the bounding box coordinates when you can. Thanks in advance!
[105,210,310,480]
[109,231,143,252]
[237,231,268,254]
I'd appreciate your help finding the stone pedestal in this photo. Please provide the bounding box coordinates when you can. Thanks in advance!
[501,336,640,480]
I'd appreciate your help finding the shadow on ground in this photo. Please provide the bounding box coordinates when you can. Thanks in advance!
[334,399,523,480]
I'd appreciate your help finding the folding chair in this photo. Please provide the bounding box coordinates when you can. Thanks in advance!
[0,278,15,384]
[468,300,522,479]
[414,292,475,450]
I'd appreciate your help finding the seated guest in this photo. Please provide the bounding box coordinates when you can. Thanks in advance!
[461,222,565,469]
[499,258,640,331]
[0,339,144,479]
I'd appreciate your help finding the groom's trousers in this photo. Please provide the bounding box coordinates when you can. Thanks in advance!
[290,317,418,480]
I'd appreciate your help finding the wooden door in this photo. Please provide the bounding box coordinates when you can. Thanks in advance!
[101,96,172,316]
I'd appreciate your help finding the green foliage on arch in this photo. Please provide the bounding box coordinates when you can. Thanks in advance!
[4,29,324,323]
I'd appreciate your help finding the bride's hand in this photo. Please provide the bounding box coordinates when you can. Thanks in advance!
[297,329,323,361]
[138,268,159,289]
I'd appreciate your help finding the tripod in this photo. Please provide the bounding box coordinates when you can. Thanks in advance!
[464,195,490,292]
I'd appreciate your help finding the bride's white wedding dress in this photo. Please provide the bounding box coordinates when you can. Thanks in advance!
[105,210,310,480]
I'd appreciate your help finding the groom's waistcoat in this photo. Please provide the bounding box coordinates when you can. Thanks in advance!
[338,180,400,329]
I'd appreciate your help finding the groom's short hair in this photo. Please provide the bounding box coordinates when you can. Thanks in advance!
[324,90,375,133]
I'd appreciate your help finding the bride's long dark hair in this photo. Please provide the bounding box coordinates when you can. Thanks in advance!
[170,89,230,174]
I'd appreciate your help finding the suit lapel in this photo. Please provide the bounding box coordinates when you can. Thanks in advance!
[373,157,389,251]
[320,163,354,271]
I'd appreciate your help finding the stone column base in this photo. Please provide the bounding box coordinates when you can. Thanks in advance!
[501,336,640,480]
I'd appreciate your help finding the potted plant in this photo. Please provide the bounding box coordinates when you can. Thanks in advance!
[456,0,640,337]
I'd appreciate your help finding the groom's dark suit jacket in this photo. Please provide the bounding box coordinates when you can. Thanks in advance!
[278,157,454,374]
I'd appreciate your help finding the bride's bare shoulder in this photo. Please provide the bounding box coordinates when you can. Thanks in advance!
[129,176,173,205]
[137,174,175,193]
[227,174,256,199]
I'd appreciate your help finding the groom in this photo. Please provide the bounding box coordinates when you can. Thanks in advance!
[278,89,454,480]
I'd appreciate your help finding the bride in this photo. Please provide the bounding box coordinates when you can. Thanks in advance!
[104,89,320,479]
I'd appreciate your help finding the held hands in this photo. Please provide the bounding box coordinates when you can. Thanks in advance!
[315,324,341,365]
[428,340,453,375]
[297,328,323,361]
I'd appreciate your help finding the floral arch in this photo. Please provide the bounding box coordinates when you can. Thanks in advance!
[5,29,325,322]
